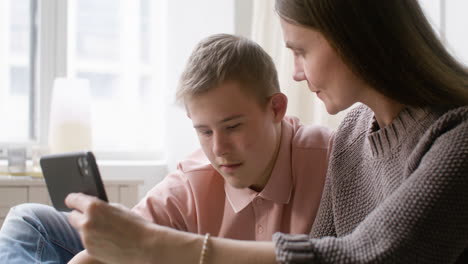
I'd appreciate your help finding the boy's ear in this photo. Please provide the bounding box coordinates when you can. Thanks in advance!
[269,93,288,122]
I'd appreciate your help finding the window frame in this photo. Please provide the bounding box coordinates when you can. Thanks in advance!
[0,0,165,161]
[65,0,165,160]
[0,0,39,152]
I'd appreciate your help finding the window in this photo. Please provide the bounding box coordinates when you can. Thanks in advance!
[1,0,164,160]
[68,0,164,159]
[445,0,468,65]
[0,0,36,145]
[419,0,468,65]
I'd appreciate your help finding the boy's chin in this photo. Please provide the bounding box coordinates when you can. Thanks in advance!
[225,177,248,189]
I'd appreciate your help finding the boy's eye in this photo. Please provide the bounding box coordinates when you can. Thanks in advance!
[199,130,212,136]
[227,124,240,130]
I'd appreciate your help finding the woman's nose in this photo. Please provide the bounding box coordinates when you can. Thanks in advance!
[293,58,306,82]
[293,70,306,82]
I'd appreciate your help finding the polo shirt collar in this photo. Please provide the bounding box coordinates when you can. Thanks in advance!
[225,120,294,213]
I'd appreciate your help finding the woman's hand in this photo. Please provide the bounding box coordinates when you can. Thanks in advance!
[68,250,106,264]
[65,192,276,264]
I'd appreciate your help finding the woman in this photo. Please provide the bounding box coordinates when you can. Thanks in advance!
[65,0,468,263]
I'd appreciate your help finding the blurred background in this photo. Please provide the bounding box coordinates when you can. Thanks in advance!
[0,0,466,197]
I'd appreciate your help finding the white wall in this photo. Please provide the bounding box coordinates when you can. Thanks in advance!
[235,0,253,38]
[163,0,236,171]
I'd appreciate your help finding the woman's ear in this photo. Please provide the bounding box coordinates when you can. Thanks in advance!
[270,93,288,122]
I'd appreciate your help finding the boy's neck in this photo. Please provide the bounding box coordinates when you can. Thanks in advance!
[248,123,283,192]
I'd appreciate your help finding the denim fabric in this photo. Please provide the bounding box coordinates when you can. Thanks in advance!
[0,203,83,263]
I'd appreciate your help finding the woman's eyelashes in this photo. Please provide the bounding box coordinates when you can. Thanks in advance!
[292,48,306,57]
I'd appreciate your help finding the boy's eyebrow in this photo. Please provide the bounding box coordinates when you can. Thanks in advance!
[194,114,244,129]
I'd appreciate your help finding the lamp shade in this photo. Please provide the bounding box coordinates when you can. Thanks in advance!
[48,78,93,154]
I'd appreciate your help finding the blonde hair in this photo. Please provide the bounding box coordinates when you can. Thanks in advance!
[176,34,280,106]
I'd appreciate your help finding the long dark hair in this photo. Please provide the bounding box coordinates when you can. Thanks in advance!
[275,0,468,107]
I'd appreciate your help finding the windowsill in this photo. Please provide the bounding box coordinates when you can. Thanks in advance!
[0,159,167,174]
[97,159,167,167]
[0,159,168,199]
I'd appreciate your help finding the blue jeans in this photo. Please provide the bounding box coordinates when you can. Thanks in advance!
[0,203,84,263]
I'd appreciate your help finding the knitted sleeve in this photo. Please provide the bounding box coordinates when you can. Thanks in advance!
[308,162,336,238]
[273,108,468,263]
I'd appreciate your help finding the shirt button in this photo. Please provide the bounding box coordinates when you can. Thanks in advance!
[256,198,263,205]
[258,225,264,234]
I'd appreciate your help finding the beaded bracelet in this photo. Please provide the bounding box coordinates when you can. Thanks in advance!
[199,233,211,264]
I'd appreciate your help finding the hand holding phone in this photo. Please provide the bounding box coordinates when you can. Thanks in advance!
[40,151,108,211]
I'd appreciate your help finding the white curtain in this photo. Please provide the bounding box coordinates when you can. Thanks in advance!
[163,0,236,171]
[250,0,346,129]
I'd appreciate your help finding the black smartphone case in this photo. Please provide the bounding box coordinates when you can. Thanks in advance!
[40,151,108,211]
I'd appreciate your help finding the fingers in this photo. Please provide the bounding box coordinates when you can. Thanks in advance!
[66,193,104,231]
[67,208,85,229]
[65,193,102,212]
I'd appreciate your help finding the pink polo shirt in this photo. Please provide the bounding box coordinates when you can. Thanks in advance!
[132,116,333,241]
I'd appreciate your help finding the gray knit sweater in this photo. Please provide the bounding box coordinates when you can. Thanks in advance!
[273,104,468,263]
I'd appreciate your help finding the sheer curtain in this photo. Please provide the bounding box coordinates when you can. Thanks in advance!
[163,0,235,171]
[250,0,347,129]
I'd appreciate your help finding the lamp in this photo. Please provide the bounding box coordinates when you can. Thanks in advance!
[48,78,93,154]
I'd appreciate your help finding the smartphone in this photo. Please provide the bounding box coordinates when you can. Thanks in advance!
[40,151,108,211]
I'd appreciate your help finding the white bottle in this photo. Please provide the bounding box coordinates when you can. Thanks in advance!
[48,78,93,154]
